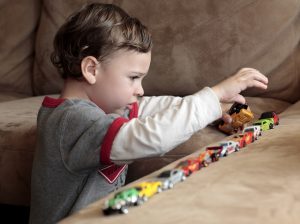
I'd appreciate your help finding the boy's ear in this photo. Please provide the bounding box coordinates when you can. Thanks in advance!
[81,56,99,85]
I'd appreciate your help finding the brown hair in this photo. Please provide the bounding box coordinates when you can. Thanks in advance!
[51,3,152,79]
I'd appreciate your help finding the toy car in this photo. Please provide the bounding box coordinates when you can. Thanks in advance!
[231,132,253,148]
[176,158,200,176]
[198,150,219,166]
[156,169,186,189]
[206,141,239,157]
[259,111,279,125]
[206,145,223,156]
[103,187,143,215]
[134,181,163,201]
[243,125,261,140]
[219,141,240,156]
[253,118,274,131]
[218,102,254,134]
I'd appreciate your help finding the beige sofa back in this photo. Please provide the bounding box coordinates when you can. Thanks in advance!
[31,0,300,102]
[0,0,41,97]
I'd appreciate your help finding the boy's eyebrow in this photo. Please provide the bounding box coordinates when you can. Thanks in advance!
[131,71,148,76]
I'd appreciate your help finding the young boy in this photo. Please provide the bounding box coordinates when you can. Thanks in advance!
[30,3,268,224]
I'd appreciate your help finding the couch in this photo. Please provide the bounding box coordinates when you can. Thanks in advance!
[0,0,299,216]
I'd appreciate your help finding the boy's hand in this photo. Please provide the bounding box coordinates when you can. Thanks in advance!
[220,103,233,123]
[211,68,268,104]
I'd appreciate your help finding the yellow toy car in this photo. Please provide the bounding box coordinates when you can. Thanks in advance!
[219,103,254,134]
[134,181,163,201]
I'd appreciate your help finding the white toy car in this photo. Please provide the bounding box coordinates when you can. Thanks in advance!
[218,141,240,156]
[243,125,261,140]
[155,169,186,190]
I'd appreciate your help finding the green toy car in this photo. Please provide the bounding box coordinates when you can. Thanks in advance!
[103,187,144,215]
[253,118,274,131]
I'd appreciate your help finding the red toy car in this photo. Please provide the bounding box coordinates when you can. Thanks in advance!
[176,158,200,176]
[259,111,279,125]
[197,150,219,167]
[231,132,253,148]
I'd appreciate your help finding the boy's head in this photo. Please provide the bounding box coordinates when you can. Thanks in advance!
[51,3,152,79]
[51,3,152,114]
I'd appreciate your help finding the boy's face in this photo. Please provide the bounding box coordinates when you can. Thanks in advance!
[88,49,151,114]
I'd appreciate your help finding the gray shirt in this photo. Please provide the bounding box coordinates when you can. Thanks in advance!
[30,98,131,224]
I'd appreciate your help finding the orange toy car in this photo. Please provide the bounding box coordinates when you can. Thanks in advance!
[197,150,219,167]
[219,103,254,135]
[231,132,254,148]
[176,158,200,176]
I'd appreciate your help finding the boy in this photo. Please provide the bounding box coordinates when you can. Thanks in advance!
[30,3,268,224]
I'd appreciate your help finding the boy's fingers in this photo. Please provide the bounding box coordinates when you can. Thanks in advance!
[222,113,232,124]
[230,94,245,104]
[247,79,268,90]
[252,72,268,85]
[239,68,268,85]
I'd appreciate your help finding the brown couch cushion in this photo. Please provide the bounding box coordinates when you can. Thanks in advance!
[0,0,41,96]
[0,92,28,103]
[33,0,300,103]
[0,96,45,205]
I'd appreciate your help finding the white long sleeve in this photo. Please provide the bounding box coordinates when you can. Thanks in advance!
[110,87,222,164]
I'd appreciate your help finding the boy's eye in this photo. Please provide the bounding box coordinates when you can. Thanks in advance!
[130,76,140,80]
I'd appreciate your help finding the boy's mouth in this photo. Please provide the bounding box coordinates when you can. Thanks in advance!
[126,104,133,110]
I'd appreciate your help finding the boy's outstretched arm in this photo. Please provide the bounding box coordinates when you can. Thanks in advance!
[110,68,268,164]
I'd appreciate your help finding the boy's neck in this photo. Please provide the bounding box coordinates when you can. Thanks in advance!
[60,78,90,101]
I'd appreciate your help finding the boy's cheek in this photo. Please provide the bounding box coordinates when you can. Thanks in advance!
[111,108,125,116]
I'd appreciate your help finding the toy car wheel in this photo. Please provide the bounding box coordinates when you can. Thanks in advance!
[157,187,162,193]
[202,161,209,167]
[103,209,112,215]
[120,206,129,214]
[181,175,186,182]
[269,123,274,129]
[135,198,144,206]
[235,146,240,152]
[212,154,219,162]
[168,183,174,189]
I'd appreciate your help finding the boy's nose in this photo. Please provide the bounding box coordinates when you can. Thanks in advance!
[136,85,144,97]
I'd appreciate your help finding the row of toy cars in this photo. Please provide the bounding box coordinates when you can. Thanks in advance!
[210,103,280,154]
[103,170,186,215]
[102,149,221,215]
[103,145,224,215]
[102,103,279,215]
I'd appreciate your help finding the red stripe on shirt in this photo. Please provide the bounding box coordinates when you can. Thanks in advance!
[99,102,139,183]
[100,117,129,165]
[98,164,127,184]
[129,102,139,119]
[42,96,65,108]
